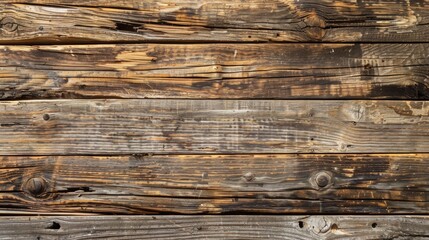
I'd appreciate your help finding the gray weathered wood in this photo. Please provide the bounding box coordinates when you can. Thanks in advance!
[1,0,429,43]
[0,100,428,155]
[0,154,428,214]
[1,44,428,100]
[0,215,427,239]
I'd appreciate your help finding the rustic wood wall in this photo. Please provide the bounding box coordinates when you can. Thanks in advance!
[0,0,428,239]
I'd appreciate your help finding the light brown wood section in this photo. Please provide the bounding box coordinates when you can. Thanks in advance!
[0,215,428,239]
[0,100,428,155]
[0,154,427,214]
[0,1,429,43]
[1,44,428,100]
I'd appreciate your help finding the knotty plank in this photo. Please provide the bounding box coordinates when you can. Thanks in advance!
[1,1,429,43]
[0,100,428,155]
[0,154,428,214]
[0,44,428,100]
[0,216,428,239]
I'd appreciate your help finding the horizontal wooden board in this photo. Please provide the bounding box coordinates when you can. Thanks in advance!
[0,215,428,239]
[0,100,429,155]
[0,154,428,214]
[1,44,429,100]
[1,1,429,43]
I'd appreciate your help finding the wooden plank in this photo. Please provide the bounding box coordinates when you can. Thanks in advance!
[0,215,428,239]
[1,1,429,43]
[0,154,427,214]
[0,100,429,155]
[1,44,429,100]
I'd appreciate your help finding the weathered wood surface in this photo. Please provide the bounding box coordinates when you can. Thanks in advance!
[1,44,429,100]
[1,1,429,43]
[0,215,428,239]
[1,100,428,155]
[0,154,427,214]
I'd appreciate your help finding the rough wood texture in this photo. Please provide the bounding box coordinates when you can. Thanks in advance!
[0,215,428,239]
[1,44,429,100]
[1,0,429,43]
[0,154,427,214]
[1,100,428,155]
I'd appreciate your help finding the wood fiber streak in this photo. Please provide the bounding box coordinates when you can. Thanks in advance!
[0,0,429,43]
[1,100,429,155]
[0,215,428,239]
[0,154,427,214]
[0,44,428,100]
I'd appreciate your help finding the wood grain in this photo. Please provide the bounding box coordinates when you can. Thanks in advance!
[1,100,429,155]
[0,154,428,214]
[1,0,429,43]
[0,215,428,239]
[0,44,428,100]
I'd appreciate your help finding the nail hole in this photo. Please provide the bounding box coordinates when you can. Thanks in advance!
[372,223,377,228]
[310,137,314,141]
[353,121,357,125]
[276,33,280,37]
[46,221,61,230]
[298,221,304,228]
[248,35,252,38]
[39,26,44,31]
[43,114,50,121]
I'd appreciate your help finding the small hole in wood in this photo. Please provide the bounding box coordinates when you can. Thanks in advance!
[331,223,338,231]
[310,137,314,141]
[43,114,50,121]
[46,221,61,230]
[298,221,304,228]
[353,121,357,125]
[248,35,252,38]
[276,33,280,37]
[372,223,377,228]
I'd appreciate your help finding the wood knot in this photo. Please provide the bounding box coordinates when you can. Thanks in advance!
[303,11,326,41]
[0,17,18,32]
[311,171,333,190]
[306,216,336,235]
[43,114,50,121]
[25,177,47,197]
[242,172,255,182]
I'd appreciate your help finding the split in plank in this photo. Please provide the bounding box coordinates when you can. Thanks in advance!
[0,100,429,155]
[0,154,428,214]
[1,1,429,43]
[0,215,428,239]
[0,44,428,100]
